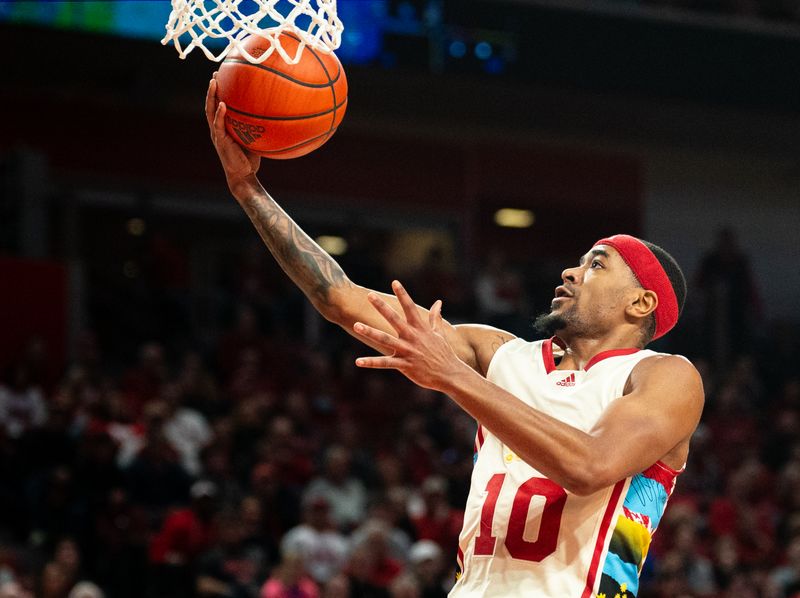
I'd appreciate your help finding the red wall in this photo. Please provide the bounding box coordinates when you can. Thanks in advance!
[0,257,67,379]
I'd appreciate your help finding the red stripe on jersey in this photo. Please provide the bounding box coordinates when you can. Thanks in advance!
[473,425,486,455]
[542,338,557,373]
[581,479,626,598]
[473,426,486,454]
[457,546,464,570]
[653,459,683,476]
[584,348,640,371]
[544,336,641,372]
[643,460,683,495]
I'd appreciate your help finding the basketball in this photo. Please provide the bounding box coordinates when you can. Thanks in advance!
[216,32,348,159]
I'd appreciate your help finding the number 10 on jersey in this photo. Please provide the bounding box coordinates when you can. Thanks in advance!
[474,474,567,562]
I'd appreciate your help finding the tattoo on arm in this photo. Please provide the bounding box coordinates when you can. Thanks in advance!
[490,335,510,353]
[240,190,353,307]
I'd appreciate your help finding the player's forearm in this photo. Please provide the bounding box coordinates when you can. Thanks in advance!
[442,365,604,495]
[231,176,354,317]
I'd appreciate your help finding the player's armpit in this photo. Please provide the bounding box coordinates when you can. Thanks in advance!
[581,355,704,494]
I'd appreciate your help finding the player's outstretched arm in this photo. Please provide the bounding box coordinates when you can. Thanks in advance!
[205,78,512,371]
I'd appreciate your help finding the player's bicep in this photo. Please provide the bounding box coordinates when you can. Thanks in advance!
[453,324,516,376]
[588,356,704,484]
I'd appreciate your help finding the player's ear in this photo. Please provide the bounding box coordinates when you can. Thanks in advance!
[627,289,658,321]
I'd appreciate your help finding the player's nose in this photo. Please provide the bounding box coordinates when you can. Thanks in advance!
[561,266,580,285]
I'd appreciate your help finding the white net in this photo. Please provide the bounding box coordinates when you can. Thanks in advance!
[161,0,343,65]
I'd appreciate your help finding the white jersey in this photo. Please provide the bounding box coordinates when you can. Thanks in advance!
[450,338,683,598]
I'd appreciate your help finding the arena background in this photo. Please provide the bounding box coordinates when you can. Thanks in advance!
[1,1,799,597]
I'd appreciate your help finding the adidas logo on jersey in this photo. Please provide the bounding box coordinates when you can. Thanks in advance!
[556,373,576,387]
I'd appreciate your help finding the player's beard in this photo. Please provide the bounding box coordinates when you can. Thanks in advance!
[533,301,592,338]
[533,311,568,336]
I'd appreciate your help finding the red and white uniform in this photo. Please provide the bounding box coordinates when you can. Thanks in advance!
[450,338,682,598]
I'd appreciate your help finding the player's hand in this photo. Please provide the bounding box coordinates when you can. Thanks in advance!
[206,75,261,186]
[353,281,469,392]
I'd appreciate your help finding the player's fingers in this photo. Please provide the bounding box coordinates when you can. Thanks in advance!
[213,102,227,138]
[429,300,443,330]
[205,79,218,129]
[355,356,402,370]
[367,293,410,334]
[353,322,406,351]
[391,280,423,327]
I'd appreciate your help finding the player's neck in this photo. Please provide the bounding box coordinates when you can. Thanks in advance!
[555,329,641,370]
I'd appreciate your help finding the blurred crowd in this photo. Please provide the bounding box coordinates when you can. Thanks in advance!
[0,326,475,598]
[0,229,798,598]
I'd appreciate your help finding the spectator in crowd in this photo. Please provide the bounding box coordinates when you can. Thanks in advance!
[351,500,412,563]
[0,582,32,598]
[236,494,281,578]
[388,574,420,598]
[103,390,145,469]
[196,508,267,598]
[0,363,47,439]
[658,522,717,596]
[72,430,123,513]
[67,582,104,598]
[121,342,169,418]
[92,487,149,598]
[18,398,75,477]
[260,552,319,598]
[303,445,367,532]
[27,467,88,554]
[695,227,761,363]
[344,544,393,598]
[148,480,220,598]
[176,351,224,420]
[409,477,463,559]
[125,400,192,512]
[51,539,82,592]
[322,574,351,598]
[770,535,800,598]
[407,541,449,598]
[349,522,404,589]
[161,381,214,477]
[250,462,301,542]
[280,497,349,586]
[410,246,468,321]
[39,561,72,598]
[474,249,527,334]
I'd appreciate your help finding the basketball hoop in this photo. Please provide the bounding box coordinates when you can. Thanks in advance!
[161,0,343,65]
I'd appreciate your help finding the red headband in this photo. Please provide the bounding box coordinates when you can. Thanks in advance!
[594,234,679,340]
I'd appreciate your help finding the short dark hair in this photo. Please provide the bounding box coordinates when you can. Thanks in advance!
[639,240,687,346]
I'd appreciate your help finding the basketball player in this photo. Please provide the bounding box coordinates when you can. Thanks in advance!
[205,77,704,597]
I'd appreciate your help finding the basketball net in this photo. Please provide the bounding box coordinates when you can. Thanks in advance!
[161,0,343,65]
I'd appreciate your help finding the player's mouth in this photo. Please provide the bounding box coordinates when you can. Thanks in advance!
[551,286,574,309]
[554,285,574,299]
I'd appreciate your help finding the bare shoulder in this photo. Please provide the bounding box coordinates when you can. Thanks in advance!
[627,354,705,411]
[630,354,701,385]
[453,324,516,376]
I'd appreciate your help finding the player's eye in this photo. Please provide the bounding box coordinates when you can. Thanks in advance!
[591,259,602,268]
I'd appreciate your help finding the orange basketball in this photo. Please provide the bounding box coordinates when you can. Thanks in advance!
[216,32,348,160]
